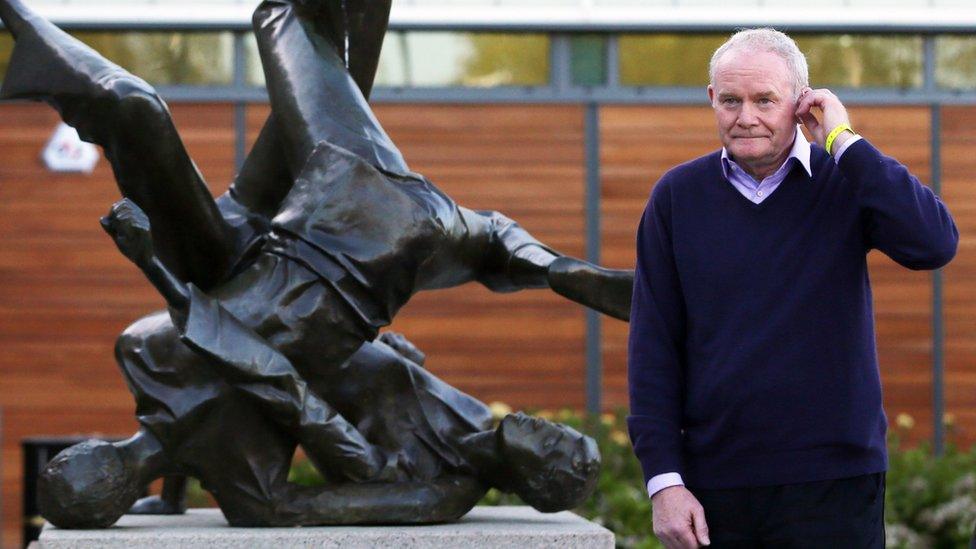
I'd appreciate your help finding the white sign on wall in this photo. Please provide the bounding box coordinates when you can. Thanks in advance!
[42,122,100,174]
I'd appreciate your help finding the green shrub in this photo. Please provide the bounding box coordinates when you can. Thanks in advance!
[192,408,976,548]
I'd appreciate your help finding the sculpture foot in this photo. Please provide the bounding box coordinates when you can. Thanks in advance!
[547,257,633,321]
[128,495,186,515]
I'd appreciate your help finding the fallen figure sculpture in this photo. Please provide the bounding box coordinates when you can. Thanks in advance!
[0,0,633,527]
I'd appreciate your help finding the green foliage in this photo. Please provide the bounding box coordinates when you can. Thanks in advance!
[463,34,549,87]
[184,408,976,548]
[885,429,976,548]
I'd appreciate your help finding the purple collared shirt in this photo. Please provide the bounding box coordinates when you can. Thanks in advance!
[645,128,862,499]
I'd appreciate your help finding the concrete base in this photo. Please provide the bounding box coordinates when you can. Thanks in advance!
[37,506,615,548]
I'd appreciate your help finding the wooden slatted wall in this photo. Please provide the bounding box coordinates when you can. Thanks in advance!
[943,107,976,447]
[0,101,971,547]
[0,102,587,547]
[0,102,236,548]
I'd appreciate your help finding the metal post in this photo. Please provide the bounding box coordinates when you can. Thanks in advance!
[605,34,620,87]
[931,102,945,457]
[550,34,573,94]
[584,102,602,418]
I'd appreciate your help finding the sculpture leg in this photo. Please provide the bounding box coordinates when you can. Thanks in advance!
[115,305,386,484]
[0,0,234,289]
[228,1,392,218]
[268,476,486,526]
[469,209,634,321]
[251,0,409,176]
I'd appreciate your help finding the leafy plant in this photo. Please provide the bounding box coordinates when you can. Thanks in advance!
[190,407,976,549]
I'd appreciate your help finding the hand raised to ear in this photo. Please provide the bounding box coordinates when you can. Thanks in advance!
[794,87,852,151]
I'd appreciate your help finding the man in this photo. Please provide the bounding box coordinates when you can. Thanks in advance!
[627,29,959,547]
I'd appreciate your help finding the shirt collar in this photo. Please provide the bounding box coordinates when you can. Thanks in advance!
[721,126,813,181]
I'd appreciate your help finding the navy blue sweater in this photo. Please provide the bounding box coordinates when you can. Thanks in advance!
[627,139,958,490]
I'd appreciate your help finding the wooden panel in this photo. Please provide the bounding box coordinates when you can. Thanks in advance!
[0,98,967,547]
[0,101,585,546]
[600,105,937,451]
[942,106,976,449]
[0,102,236,548]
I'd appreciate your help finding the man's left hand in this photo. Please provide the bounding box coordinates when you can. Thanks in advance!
[794,87,854,153]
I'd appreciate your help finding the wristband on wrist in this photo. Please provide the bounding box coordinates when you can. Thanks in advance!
[825,122,854,155]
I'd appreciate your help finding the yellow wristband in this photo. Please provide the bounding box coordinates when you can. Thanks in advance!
[825,123,854,156]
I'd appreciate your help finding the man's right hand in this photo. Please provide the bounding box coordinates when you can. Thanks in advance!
[651,485,711,548]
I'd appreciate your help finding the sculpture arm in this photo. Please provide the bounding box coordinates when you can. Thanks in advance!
[0,0,235,288]
[101,199,190,315]
[376,332,426,367]
[262,476,486,526]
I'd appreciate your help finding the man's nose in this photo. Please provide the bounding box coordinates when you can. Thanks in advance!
[736,104,759,127]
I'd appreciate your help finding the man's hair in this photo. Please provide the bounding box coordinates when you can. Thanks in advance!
[709,28,809,98]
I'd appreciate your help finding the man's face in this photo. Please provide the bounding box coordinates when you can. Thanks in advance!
[707,49,798,177]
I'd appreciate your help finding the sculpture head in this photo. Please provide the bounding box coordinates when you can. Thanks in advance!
[37,439,142,529]
[497,412,601,512]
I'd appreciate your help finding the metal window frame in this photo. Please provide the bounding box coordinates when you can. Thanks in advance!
[1,22,965,444]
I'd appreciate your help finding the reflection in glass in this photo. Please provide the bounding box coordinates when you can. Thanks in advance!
[619,33,924,89]
[375,32,549,87]
[796,34,922,89]
[571,34,607,86]
[619,34,727,86]
[936,35,976,90]
[0,31,11,84]
[245,33,265,87]
[70,31,234,86]
[244,31,548,89]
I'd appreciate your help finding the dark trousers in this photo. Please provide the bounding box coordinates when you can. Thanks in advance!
[690,472,885,548]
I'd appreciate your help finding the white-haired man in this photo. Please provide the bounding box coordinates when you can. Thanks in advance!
[627,28,958,547]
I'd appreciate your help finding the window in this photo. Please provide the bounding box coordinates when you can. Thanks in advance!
[619,33,924,89]
[71,31,235,86]
[795,34,923,89]
[571,34,607,86]
[936,35,976,90]
[377,32,549,87]
[619,33,726,86]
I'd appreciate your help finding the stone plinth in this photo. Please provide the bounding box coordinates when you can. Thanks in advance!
[37,506,615,548]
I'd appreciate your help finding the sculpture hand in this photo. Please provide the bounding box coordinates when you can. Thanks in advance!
[101,198,153,266]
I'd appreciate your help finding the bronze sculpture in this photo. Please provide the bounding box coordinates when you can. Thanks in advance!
[0,0,633,527]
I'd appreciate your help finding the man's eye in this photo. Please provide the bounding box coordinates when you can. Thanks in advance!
[722,97,739,105]
[758,98,773,105]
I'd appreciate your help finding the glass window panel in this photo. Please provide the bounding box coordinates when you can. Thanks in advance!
[70,31,234,86]
[571,34,606,86]
[795,34,922,88]
[619,34,727,86]
[375,32,548,87]
[936,35,976,91]
[619,33,923,89]
[244,33,266,87]
[245,31,548,89]
[0,32,11,85]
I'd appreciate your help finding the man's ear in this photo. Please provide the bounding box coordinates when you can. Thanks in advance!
[706,84,715,106]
